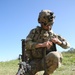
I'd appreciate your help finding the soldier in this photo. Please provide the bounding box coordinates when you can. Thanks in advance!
[25,10,70,75]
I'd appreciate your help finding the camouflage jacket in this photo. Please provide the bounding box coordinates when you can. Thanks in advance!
[25,26,70,59]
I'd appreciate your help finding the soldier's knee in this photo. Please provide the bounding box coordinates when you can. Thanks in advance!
[50,51,62,58]
[51,51,63,66]
[45,52,62,74]
[46,51,63,67]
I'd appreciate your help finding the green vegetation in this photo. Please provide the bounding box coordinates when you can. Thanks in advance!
[52,52,75,75]
[0,60,18,75]
[0,52,75,75]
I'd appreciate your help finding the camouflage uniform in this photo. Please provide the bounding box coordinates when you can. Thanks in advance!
[25,10,70,75]
[25,26,70,75]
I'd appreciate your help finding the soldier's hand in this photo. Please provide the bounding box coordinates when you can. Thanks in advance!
[51,38,62,45]
[35,41,53,49]
[42,41,53,49]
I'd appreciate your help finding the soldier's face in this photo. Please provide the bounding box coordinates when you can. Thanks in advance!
[42,24,52,30]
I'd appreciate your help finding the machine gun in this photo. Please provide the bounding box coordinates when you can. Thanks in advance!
[16,39,31,75]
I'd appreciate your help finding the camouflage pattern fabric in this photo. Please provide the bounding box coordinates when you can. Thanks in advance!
[25,26,70,75]
[38,10,55,26]
[27,51,62,75]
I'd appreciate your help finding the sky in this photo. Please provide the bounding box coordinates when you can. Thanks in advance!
[0,0,75,61]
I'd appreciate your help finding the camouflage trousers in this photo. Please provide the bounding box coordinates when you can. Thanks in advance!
[27,51,63,75]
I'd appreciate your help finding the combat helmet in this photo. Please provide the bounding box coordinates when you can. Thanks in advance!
[38,10,55,26]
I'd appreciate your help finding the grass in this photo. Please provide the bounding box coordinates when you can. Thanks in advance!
[0,52,75,75]
[52,52,75,75]
[0,60,18,75]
